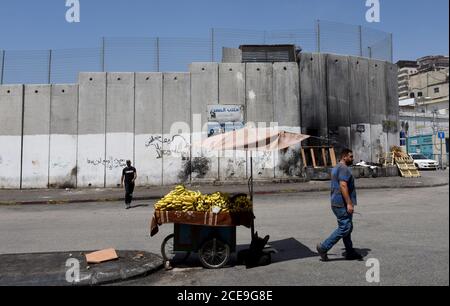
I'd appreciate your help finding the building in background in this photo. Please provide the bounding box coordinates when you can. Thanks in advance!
[417,55,449,73]
[397,60,419,100]
[397,56,449,166]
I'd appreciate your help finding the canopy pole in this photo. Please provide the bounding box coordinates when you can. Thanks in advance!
[250,153,255,238]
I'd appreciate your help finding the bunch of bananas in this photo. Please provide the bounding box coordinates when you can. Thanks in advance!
[228,195,253,213]
[154,185,202,212]
[154,185,252,213]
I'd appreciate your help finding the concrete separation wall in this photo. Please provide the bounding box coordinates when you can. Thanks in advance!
[327,54,350,154]
[105,73,135,187]
[299,53,328,145]
[162,73,191,185]
[222,47,242,63]
[246,63,275,180]
[22,85,51,189]
[369,60,388,163]
[218,63,247,181]
[386,62,400,150]
[273,62,301,178]
[134,73,163,186]
[190,63,219,182]
[0,55,399,189]
[0,85,23,188]
[49,84,78,188]
[77,73,107,188]
[349,57,371,163]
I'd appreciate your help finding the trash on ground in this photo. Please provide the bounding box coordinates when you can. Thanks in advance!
[85,248,118,264]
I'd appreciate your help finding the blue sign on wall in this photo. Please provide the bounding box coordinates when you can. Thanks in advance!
[438,132,445,140]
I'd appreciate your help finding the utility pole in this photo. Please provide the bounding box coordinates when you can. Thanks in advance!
[210,28,215,62]
[0,50,5,85]
[48,49,52,84]
[156,37,160,72]
[101,37,105,72]
[358,25,363,57]
[316,20,321,53]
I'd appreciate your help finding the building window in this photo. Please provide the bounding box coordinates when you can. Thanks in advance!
[434,87,440,94]
[418,92,423,97]
[410,92,415,98]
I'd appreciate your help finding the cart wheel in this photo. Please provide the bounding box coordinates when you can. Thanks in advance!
[161,234,191,263]
[198,238,230,269]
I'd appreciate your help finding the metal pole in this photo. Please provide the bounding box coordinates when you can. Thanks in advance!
[48,49,52,84]
[368,46,372,59]
[101,37,105,72]
[358,25,363,57]
[156,37,160,72]
[390,33,394,63]
[0,50,5,85]
[250,154,255,239]
[316,20,321,53]
[440,136,443,170]
[210,28,215,62]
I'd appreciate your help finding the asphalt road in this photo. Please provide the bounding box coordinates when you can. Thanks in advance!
[0,185,448,286]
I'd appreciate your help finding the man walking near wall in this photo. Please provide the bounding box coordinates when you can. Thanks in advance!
[121,160,137,210]
[316,149,363,261]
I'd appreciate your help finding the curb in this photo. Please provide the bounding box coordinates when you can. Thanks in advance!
[0,181,447,206]
[0,251,164,286]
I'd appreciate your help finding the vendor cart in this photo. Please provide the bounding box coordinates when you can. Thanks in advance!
[162,224,235,269]
[151,204,254,269]
[150,127,309,269]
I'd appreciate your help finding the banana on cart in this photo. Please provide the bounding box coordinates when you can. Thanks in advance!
[155,185,252,213]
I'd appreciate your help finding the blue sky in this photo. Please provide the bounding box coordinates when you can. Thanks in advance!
[0,0,448,62]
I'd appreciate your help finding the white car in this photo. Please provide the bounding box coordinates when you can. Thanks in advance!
[409,153,439,170]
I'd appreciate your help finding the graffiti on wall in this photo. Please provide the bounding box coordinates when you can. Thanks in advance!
[145,135,189,159]
[87,157,127,170]
[253,151,275,174]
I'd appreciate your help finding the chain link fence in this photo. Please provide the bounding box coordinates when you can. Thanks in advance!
[0,20,393,84]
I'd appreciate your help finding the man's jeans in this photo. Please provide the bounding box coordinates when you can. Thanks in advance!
[125,183,135,205]
[321,206,354,252]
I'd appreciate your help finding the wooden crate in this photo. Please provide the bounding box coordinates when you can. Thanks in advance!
[301,146,337,169]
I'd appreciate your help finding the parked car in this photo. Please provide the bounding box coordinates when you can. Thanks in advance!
[409,153,439,170]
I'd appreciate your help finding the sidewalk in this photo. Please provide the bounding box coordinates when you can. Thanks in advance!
[0,251,162,286]
[0,170,447,205]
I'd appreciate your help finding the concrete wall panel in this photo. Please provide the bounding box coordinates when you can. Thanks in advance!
[22,85,51,188]
[222,48,242,63]
[349,57,371,162]
[105,73,135,187]
[162,73,191,185]
[49,84,78,188]
[246,63,275,180]
[135,73,163,186]
[190,63,219,182]
[0,85,23,188]
[273,62,302,178]
[327,54,350,153]
[218,63,247,181]
[369,60,388,162]
[77,72,106,187]
[386,62,400,149]
[299,53,328,144]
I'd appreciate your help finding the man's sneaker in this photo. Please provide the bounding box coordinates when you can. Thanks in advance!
[126,205,130,210]
[344,250,363,261]
[316,244,329,262]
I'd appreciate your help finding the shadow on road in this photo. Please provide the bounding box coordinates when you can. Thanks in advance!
[325,248,372,262]
[237,237,318,263]
[169,237,318,270]
[129,204,150,209]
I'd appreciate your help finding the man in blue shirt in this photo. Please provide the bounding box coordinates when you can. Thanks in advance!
[317,148,363,261]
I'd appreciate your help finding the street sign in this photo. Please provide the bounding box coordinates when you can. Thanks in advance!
[438,132,445,140]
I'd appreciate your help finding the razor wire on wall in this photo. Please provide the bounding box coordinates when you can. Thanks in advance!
[0,20,393,84]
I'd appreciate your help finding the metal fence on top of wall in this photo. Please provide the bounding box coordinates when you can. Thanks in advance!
[0,20,393,85]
